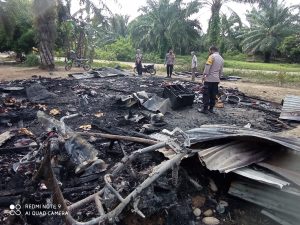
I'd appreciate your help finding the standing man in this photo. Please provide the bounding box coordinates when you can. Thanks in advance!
[199,46,224,114]
[191,51,197,81]
[164,49,175,78]
[135,49,143,76]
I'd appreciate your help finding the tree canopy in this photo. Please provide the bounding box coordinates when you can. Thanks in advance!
[0,0,300,65]
[0,0,34,53]
[240,0,299,62]
[129,0,202,57]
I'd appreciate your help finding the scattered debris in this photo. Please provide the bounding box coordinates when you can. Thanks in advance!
[280,95,300,121]
[227,95,240,104]
[163,84,195,109]
[0,71,299,225]
[1,86,24,93]
[142,94,172,114]
[0,131,15,147]
[26,83,58,103]
[94,112,104,118]
[202,216,220,225]
[49,108,61,116]
[69,67,131,79]
[79,124,92,130]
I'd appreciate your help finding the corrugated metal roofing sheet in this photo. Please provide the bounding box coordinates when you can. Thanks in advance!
[187,125,300,187]
[229,181,300,225]
[233,167,290,189]
[280,95,300,121]
[197,141,269,173]
[186,125,300,152]
[258,146,300,187]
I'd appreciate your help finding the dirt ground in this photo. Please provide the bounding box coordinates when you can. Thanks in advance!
[0,65,78,81]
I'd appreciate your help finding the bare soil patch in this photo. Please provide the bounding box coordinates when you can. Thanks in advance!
[0,65,81,81]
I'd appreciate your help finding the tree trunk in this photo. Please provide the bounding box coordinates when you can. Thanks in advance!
[160,34,168,59]
[39,40,55,70]
[76,29,85,59]
[208,0,222,46]
[264,52,271,63]
[33,0,57,70]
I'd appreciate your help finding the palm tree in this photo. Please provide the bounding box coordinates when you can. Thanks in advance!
[110,14,129,38]
[240,0,299,62]
[58,0,112,59]
[33,0,57,70]
[200,0,259,46]
[129,0,202,57]
[219,11,243,52]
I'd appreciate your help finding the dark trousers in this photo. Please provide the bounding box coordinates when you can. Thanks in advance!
[136,62,142,75]
[166,64,173,77]
[203,82,219,109]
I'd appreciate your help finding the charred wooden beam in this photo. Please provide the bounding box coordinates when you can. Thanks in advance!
[77,132,158,145]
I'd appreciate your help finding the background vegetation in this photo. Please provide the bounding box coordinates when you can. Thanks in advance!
[0,0,299,77]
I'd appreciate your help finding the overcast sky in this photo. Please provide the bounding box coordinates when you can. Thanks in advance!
[100,0,299,32]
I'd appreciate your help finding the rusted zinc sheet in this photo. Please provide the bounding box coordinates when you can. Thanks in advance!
[186,125,300,152]
[198,142,300,187]
[187,125,300,183]
[229,181,300,225]
[280,95,300,121]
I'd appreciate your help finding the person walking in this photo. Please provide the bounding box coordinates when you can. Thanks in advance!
[191,51,197,81]
[164,49,175,78]
[199,46,224,114]
[135,49,143,76]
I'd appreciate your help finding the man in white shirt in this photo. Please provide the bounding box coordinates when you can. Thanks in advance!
[191,51,197,81]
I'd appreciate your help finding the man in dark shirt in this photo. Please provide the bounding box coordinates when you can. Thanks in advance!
[135,49,143,76]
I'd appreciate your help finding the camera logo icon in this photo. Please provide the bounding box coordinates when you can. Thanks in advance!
[9,204,21,215]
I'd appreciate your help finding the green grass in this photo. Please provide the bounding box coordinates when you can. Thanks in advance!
[173,54,300,73]
[175,54,207,65]
[224,60,300,72]
[55,60,132,70]
[45,53,300,73]
[224,70,300,87]
[92,61,132,70]
[162,54,300,87]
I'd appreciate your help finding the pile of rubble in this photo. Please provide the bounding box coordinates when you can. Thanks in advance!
[0,68,299,225]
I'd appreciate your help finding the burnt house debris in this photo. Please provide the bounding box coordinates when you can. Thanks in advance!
[163,84,195,109]
[0,70,299,225]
